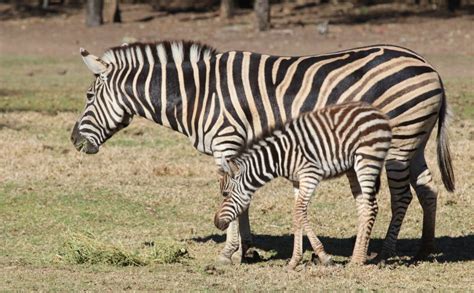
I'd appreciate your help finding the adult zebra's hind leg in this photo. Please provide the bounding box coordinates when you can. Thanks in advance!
[380,158,413,260]
[410,152,438,260]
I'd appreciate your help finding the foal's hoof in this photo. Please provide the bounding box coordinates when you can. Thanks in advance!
[286,261,299,272]
[367,252,378,262]
[312,253,334,266]
[348,258,366,266]
[216,255,233,266]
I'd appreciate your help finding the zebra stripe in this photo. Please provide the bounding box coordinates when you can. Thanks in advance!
[73,41,454,263]
[215,102,392,267]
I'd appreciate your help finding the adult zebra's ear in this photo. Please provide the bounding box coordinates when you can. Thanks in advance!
[80,48,109,75]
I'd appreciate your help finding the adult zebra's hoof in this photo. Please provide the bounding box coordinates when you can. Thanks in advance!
[244,247,262,263]
[230,249,243,264]
[216,255,233,266]
[413,247,436,262]
[375,249,395,263]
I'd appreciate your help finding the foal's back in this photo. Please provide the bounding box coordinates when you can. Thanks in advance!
[290,102,392,179]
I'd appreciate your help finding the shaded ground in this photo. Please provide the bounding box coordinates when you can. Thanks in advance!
[0,4,473,291]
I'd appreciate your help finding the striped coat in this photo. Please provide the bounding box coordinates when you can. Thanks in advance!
[215,102,392,267]
[72,41,454,263]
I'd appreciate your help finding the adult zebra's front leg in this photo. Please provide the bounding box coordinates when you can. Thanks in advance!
[216,208,253,264]
[217,218,241,264]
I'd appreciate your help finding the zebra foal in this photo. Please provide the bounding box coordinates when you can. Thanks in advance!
[214,102,392,268]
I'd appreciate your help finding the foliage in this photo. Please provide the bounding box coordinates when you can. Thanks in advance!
[59,232,188,266]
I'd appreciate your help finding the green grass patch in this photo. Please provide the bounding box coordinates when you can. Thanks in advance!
[59,232,188,266]
[454,91,474,120]
[444,77,474,120]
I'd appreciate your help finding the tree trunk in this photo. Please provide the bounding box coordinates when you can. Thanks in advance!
[104,0,121,23]
[435,0,448,9]
[65,0,83,8]
[220,0,234,19]
[417,0,429,7]
[254,0,270,31]
[447,0,461,11]
[13,0,25,10]
[86,0,103,27]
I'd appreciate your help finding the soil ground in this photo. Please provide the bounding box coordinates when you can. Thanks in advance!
[0,3,473,291]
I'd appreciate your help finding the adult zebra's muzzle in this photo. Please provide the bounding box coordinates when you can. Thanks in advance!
[70,122,99,154]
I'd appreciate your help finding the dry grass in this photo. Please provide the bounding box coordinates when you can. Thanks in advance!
[0,110,472,291]
[0,13,473,290]
[58,232,188,266]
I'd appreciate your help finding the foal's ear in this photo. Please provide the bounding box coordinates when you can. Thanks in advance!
[80,48,109,75]
[217,167,225,177]
[220,156,233,177]
[220,156,239,177]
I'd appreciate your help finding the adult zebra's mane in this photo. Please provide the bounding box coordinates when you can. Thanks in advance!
[102,40,218,65]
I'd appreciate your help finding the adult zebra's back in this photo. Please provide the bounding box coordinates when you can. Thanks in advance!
[71,42,454,263]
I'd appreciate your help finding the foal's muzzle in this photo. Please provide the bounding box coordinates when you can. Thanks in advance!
[214,212,230,231]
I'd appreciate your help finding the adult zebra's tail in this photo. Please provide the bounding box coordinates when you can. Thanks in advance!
[437,79,455,192]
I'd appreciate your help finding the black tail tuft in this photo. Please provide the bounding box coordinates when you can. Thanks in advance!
[437,78,455,192]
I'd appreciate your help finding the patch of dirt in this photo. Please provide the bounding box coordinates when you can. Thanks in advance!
[0,3,473,64]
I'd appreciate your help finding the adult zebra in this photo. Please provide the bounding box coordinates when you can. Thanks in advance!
[71,41,454,263]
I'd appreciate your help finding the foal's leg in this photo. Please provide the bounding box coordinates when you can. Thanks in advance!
[288,196,304,270]
[291,177,332,268]
[351,156,381,264]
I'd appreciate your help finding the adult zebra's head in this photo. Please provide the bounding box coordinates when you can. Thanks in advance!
[214,157,251,231]
[71,48,133,154]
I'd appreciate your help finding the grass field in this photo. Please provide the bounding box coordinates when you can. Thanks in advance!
[1,51,473,291]
[1,5,474,286]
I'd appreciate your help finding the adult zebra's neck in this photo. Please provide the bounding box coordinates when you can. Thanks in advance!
[102,41,219,154]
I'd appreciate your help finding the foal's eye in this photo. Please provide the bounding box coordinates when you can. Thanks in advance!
[222,191,229,197]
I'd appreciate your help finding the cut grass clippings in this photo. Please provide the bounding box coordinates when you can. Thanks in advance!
[58,232,188,266]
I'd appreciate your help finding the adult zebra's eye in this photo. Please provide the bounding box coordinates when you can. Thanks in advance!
[222,191,229,197]
[86,92,94,101]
